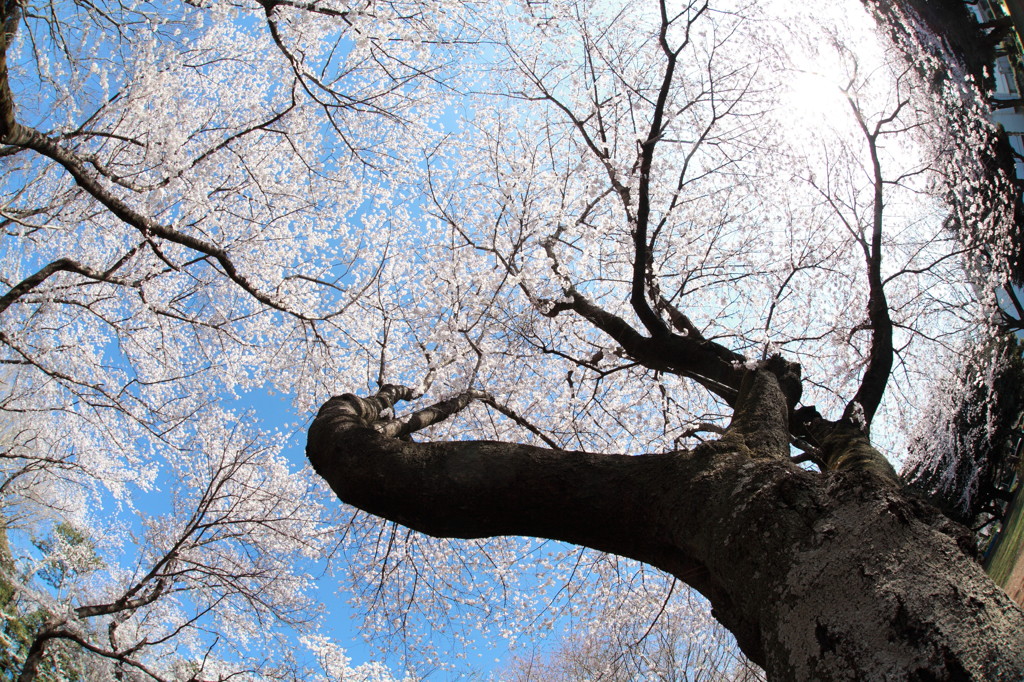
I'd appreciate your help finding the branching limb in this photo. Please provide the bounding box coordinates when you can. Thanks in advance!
[376,390,486,439]
[75,578,167,620]
[19,626,175,682]
[647,277,704,340]
[543,289,744,405]
[793,406,899,485]
[15,129,299,311]
[842,85,897,430]
[0,40,330,323]
[0,247,142,315]
[1000,285,1024,330]
[627,1,709,338]
[317,384,562,449]
[478,396,561,449]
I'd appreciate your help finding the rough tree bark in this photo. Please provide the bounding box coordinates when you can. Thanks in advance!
[307,367,1024,681]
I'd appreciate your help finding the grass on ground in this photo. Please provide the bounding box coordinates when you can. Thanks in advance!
[984,479,1024,587]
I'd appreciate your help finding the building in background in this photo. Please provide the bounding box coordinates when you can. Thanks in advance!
[971,0,1024,174]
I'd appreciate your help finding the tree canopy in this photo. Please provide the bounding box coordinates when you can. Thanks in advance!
[1,0,1022,679]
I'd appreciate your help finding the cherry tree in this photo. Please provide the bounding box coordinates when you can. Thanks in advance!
[305,1,1024,679]
[2,0,1024,679]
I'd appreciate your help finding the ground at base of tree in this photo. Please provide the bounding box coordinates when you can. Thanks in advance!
[985,479,1024,605]
[1004,549,1024,605]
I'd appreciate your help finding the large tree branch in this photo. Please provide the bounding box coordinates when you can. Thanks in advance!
[0,250,142,315]
[309,366,795,548]
[310,422,776,657]
[844,95,896,429]
[547,289,746,405]
[308,372,1019,676]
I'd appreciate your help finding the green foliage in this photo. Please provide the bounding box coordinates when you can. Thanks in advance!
[31,522,102,591]
[0,522,99,681]
[1,524,40,681]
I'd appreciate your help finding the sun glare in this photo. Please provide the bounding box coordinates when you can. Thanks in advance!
[784,68,855,131]
[762,1,889,140]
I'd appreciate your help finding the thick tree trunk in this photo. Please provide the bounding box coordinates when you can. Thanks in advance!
[307,374,1024,681]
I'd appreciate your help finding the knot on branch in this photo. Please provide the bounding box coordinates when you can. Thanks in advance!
[312,384,415,434]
